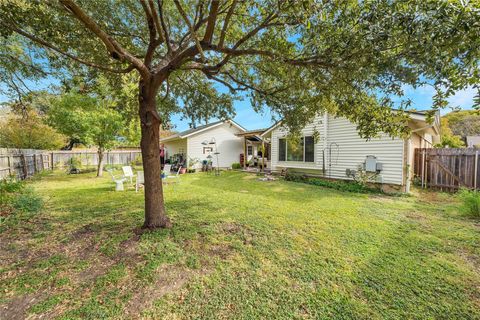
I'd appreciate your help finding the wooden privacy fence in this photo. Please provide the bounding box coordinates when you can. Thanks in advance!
[414,148,479,191]
[0,148,142,180]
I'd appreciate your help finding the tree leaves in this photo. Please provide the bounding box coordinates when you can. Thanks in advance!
[1,0,479,139]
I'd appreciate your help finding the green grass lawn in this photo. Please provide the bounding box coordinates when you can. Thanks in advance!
[1,171,480,319]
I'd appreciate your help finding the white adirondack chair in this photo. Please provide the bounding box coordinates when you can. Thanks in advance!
[164,166,181,185]
[135,171,144,192]
[122,166,134,184]
[107,169,126,191]
[163,164,172,175]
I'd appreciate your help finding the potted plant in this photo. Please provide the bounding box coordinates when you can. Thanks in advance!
[187,157,200,173]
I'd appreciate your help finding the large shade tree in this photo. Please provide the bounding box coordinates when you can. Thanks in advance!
[1,0,479,228]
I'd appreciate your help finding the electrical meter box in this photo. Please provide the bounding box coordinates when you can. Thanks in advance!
[365,155,377,172]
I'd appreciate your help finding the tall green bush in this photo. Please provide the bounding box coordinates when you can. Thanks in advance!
[0,177,43,220]
[458,189,480,217]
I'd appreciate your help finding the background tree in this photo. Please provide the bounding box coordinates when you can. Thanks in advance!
[48,91,124,177]
[0,110,66,149]
[443,110,480,140]
[436,117,465,148]
[1,0,479,228]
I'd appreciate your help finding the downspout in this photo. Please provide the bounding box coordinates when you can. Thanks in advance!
[323,113,328,175]
[404,138,411,193]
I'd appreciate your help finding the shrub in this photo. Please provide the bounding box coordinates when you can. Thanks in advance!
[284,172,380,194]
[67,156,82,173]
[0,177,43,219]
[12,187,43,213]
[458,188,480,217]
[130,154,143,167]
[232,163,242,170]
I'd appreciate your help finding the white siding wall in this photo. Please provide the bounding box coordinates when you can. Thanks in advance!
[163,139,187,159]
[325,116,404,185]
[271,114,326,171]
[271,114,405,185]
[186,123,244,168]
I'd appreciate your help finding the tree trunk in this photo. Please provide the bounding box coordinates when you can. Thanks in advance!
[139,78,171,229]
[97,147,104,177]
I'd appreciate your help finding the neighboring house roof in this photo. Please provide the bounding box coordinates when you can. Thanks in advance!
[160,120,246,142]
[466,136,480,148]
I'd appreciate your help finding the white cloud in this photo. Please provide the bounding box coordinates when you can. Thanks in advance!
[447,86,476,109]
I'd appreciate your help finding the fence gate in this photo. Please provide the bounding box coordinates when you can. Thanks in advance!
[414,148,479,191]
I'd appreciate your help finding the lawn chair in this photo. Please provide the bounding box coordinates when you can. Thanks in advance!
[135,171,144,192]
[163,166,181,185]
[163,164,172,176]
[122,166,134,184]
[107,169,126,191]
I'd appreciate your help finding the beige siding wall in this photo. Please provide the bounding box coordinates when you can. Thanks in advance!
[163,139,187,159]
[271,114,405,185]
[407,133,422,181]
[271,114,326,171]
[187,123,244,168]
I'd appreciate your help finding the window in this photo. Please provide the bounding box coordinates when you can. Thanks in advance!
[279,139,286,161]
[287,138,304,161]
[278,136,314,162]
[247,145,253,156]
[305,136,314,162]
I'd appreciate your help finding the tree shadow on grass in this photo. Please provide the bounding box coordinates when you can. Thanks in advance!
[1,195,254,319]
[188,172,367,205]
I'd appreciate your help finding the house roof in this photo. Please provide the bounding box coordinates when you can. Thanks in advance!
[160,120,246,142]
[260,110,441,138]
[235,128,269,137]
[466,136,480,147]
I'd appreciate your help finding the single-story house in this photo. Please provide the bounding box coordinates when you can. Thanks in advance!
[466,136,480,148]
[254,111,441,192]
[160,120,246,169]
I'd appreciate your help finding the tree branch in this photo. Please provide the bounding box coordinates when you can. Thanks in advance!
[174,0,206,62]
[218,0,237,48]
[139,0,160,66]
[1,21,135,74]
[157,0,172,54]
[147,0,164,42]
[59,0,149,77]
[203,0,220,44]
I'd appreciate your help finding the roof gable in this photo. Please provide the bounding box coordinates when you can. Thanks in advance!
[161,120,246,142]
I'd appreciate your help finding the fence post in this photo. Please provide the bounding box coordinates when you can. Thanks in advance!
[21,154,28,179]
[475,150,478,190]
[40,153,45,171]
[33,154,37,173]
[421,149,426,188]
[7,155,12,176]
[51,152,54,170]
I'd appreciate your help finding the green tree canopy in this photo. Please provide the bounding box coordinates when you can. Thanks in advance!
[0,110,66,149]
[1,0,479,228]
[436,117,465,148]
[443,110,480,139]
[48,90,124,176]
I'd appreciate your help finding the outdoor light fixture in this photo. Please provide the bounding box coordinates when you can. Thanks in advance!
[201,137,220,176]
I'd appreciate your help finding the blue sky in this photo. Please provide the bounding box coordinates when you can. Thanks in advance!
[1,80,476,132]
[171,84,477,132]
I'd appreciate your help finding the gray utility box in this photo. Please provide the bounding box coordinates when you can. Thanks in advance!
[365,155,383,172]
